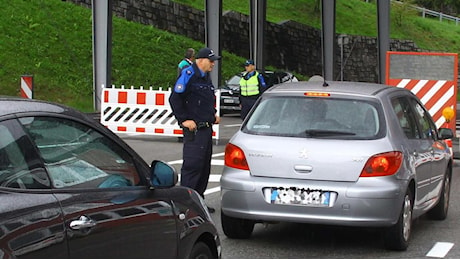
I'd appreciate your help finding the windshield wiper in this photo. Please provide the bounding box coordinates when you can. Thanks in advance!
[303,129,356,137]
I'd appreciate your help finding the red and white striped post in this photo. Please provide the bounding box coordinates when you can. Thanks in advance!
[20,75,33,99]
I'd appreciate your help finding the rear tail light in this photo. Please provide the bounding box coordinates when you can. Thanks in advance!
[360,151,403,177]
[225,143,249,170]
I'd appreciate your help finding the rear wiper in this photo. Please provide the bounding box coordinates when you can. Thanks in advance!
[303,129,356,137]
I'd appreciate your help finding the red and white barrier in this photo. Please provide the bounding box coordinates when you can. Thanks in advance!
[20,75,33,99]
[100,85,220,141]
[386,52,458,135]
[392,79,456,128]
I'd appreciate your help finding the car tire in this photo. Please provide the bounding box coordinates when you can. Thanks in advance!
[189,242,213,258]
[383,189,413,251]
[427,168,451,220]
[221,210,255,239]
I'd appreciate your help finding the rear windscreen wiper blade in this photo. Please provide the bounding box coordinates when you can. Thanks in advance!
[303,129,356,137]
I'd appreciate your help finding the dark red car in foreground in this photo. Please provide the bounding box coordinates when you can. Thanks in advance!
[0,97,220,258]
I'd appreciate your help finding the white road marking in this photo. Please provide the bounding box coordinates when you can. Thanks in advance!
[168,159,224,166]
[224,124,241,127]
[212,152,225,157]
[204,186,221,195]
[426,242,454,258]
[167,153,224,194]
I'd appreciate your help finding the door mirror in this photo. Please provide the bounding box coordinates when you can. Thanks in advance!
[438,127,454,139]
[150,160,178,188]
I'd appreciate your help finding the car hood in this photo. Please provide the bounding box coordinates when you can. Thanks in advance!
[230,132,395,182]
[222,84,240,92]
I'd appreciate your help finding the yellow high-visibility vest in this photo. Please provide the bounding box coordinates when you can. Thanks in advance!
[240,72,260,96]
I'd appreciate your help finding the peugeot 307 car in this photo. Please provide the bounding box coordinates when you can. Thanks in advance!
[220,80,453,251]
[0,97,221,258]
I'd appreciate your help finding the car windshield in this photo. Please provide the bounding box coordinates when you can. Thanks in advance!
[243,96,383,139]
[227,75,241,85]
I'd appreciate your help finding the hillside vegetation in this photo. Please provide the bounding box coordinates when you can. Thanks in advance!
[1,0,459,112]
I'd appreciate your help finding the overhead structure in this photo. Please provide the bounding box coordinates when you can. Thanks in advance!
[91,0,390,110]
[205,0,223,89]
[321,1,336,81]
[377,0,390,83]
[250,0,266,71]
[92,0,112,112]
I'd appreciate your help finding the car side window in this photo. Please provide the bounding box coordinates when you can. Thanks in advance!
[19,117,141,189]
[0,120,50,189]
[391,97,421,139]
[409,98,438,140]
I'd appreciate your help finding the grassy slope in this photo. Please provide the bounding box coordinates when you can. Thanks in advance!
[1,0,459,112]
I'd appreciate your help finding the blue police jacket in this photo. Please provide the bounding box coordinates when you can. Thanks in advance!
[169,63,217,125]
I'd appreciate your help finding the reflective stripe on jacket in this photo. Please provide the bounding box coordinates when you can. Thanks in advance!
[240,71,260,97]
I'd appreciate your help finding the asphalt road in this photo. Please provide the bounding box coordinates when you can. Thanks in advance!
[119,114,460,258]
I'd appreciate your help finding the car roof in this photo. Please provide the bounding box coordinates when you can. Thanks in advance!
[0,96,87,120]
[266,80,400,97]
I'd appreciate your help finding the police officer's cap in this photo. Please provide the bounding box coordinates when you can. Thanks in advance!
[244,60,255,66]
[196,48,221,61]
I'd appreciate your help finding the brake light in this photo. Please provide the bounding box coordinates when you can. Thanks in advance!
[225,143,249,170]
[360,151,403,177]
[304,92,330,97]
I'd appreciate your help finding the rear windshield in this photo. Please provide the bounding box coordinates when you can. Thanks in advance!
[243,96,384,140]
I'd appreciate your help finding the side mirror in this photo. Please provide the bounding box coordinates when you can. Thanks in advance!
[438,127,454,139]
[150,160,178,188]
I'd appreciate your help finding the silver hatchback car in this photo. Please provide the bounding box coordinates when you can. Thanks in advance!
[220,80,453,251]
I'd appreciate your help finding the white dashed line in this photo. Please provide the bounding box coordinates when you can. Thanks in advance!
[426,242,454,258]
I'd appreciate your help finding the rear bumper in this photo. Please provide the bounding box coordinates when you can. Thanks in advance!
[221,170,407,227]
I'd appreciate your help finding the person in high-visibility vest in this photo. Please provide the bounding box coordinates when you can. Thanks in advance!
[239,59,267,120]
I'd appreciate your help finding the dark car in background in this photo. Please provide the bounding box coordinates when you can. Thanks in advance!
[219,71,298,116]
[0,97,221,258]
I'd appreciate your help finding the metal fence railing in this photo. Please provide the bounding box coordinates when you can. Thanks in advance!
[365,0,459,26]
[414,5,459,25]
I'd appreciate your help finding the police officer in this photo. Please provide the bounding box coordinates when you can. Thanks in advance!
[169,47,221,213]
[239,59,267,120]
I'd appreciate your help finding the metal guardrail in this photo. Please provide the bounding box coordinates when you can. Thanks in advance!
[365,0,460,25]
[416,6,460,25]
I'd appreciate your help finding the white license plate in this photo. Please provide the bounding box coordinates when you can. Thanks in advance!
[264,187,334,207]
[223,99,235,104]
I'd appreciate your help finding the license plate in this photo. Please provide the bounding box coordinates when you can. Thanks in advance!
[223,99,235,104]
[263,187,334,207]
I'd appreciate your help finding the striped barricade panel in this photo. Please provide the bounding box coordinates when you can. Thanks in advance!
[20,75,33,99]
[386,52,458,135]
[389,79,456,129]
[100,85,220,140]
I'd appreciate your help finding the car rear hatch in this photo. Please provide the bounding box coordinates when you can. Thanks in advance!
[235,134,394,182]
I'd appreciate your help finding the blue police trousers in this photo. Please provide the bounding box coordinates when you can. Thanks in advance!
[180,126,213,197]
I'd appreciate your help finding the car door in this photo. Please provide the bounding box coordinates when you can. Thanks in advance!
[408,98,449,203]
[0,118,68,258]
[390,96,434,210]
[18,116,178,259]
